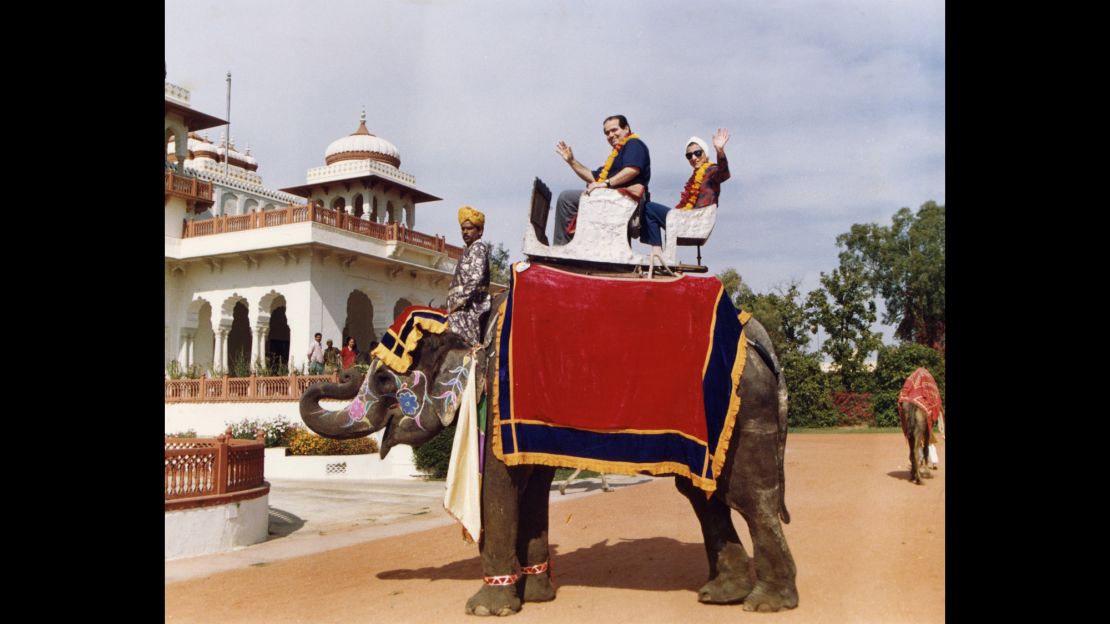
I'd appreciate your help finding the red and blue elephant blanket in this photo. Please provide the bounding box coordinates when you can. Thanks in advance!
[492,262,754,493]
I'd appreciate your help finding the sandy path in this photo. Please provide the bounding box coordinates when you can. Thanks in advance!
[165,433,944,623]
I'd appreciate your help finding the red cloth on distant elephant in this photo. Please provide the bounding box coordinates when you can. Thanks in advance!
[897,367,942,430]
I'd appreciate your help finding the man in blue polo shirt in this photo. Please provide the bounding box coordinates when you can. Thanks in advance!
[553,114,651,244]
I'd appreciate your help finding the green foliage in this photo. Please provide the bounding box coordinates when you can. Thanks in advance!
[489,242,512,287]
[737,280,812,358]
[166,429,197,438]
[716,268,753,306]
[226,416,302,448]
[230,351,252,378]
[413,424,456,479]
[286,428,379,456]
[837,201,945,352]
[165,359,204,379]
[781,350,840,428]
[805,261,882,393]
[871,342,946,427]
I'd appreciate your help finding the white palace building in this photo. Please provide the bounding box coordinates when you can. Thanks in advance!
[165,80,462,381]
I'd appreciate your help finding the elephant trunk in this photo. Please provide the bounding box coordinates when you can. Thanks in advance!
[299,369,372,440]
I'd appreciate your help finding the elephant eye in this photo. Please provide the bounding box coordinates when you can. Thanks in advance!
[374,373,396,393]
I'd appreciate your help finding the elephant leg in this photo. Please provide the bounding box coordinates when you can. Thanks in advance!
[908,436,921,485]
[466,454,528,617]
[918,425,933,480]
[517,466,557,603]
[726,430,799,612]
[674,477,754,604]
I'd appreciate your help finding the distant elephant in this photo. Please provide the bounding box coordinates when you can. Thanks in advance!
[897,367,943,485]
[301,293,798,616]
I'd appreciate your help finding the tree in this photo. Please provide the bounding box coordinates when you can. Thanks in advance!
[716,267,753,306]
[489,242,511,287]
[805,260,882,392]
[716,269,837,427]
[837,201,945,355]
[871,342,945,427]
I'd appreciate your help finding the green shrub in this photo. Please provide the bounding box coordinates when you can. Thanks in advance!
[871,343,945,427]
[166,360,204,380]
[166,429,197,438]
[413,424,456,479]
[781,351,840,428]
[286,428,379,456]
[230,351,252,378]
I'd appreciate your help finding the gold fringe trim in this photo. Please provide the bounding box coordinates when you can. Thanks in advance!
[499,451,717,492]
[710,320,749,481]
[371,314,449,373]
[491,297,510,460]
[701,285,725,378]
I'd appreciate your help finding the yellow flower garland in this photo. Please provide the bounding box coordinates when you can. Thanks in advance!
[595,133,641,183]
[678,162,712,210]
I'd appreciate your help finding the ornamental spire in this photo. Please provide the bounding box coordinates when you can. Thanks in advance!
[354,107,372,136]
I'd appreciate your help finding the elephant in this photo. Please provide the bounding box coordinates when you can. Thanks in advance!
[899,401,934,485]
[897,367,943,485]
[300,293,798,616]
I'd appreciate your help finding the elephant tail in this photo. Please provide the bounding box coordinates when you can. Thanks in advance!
[777,371,791,525]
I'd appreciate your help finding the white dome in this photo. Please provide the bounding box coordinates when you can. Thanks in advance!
[323,112,401,168]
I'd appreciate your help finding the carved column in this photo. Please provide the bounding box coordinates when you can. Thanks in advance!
[180,329,196,368]
[249,325,261,370]
[257,326,270,370]
[218,328,229,371]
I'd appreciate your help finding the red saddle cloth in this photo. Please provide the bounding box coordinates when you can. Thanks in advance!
[492,262,752,492]
[897,367,943,430]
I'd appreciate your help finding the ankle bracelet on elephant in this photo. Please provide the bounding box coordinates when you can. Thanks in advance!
[520,560,550,575]
[483,573,520,586]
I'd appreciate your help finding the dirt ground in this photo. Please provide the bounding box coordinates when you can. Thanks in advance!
[165,433,944,623]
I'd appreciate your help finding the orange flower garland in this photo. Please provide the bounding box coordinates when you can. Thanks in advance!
[595,133,641,183]
[677,161,712,210]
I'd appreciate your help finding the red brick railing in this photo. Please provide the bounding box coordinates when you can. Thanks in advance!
[165,429,269,511]
[832,392,875,426]
[182,202,464,260]
[165,170,214,205]
[164,371,347,403]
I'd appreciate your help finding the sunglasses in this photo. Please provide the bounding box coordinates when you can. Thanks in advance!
[685,149,704,160]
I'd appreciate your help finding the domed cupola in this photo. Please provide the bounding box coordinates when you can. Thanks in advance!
[187,133,220,161]
[324,111,401,168]
[215,137,257,171]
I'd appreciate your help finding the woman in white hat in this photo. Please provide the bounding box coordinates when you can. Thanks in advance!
[641,128,731,262]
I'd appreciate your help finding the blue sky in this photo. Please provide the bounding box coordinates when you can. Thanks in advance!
[165,0,944,347]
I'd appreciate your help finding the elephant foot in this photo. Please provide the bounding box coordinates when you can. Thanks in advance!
[521,573,556,602]
[741,580,799,612]
[465,584,521,617]
[697,542,754,604]
[698,574,755,604]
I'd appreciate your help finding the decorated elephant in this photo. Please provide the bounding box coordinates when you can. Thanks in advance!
[897,367,943,485]
[301,279,798,616]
